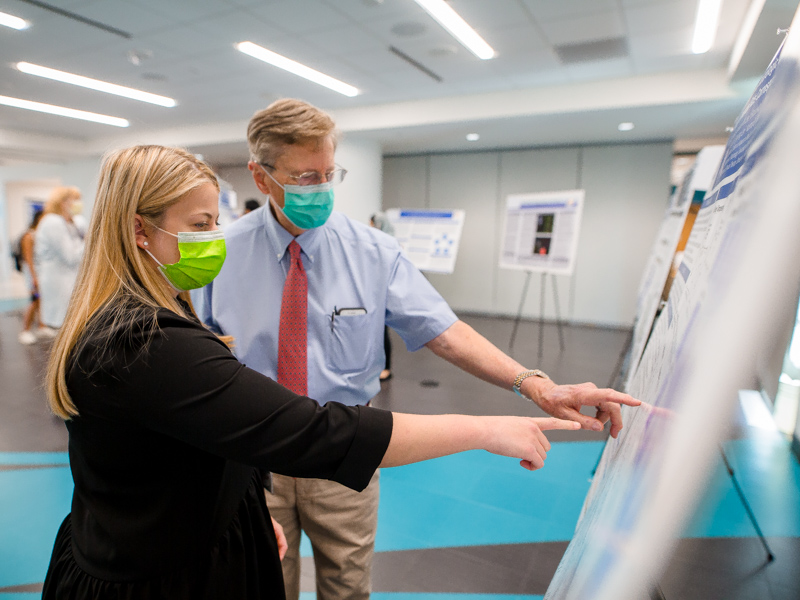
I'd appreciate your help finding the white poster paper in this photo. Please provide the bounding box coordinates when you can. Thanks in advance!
[386,208,465,274]
[499,189,584,275]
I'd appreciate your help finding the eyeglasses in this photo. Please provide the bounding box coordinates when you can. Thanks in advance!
[260,162,347,187]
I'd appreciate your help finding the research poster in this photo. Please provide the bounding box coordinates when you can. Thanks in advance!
[625,145,725,387]
[546,22,799,600]
[385,208,465,274]
[499,189,584,275]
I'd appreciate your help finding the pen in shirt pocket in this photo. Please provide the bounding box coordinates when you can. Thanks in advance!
[330,306,368,330]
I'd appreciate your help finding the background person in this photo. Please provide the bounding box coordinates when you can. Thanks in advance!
[193,99,640,600]
[42,143,579,599]
[243,198,261,215]
[17,210,44,345]
[35,186,84,333]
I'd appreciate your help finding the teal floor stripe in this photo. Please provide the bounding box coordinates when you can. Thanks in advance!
[301,442,602,556]
[374,443,601,552]
[0,594,41,600]
[683,433,800,538]
[0,467,73,588]
[0,453,69,466]
[300,595,543,600]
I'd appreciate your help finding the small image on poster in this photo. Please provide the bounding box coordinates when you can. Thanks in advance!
[533,237,551,255]
[500,190,584,275]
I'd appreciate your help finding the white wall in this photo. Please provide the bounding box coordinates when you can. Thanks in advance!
[0,157,101,286]
[217,136,383,226]
[383,142,672,327]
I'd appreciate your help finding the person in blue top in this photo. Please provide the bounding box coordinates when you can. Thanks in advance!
[193,98,640,600]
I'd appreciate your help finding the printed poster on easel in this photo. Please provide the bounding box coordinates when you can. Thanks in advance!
[385,208,465,274]
[499,189,584,275]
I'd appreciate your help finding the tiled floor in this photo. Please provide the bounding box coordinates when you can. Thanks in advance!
[1,304,798,599]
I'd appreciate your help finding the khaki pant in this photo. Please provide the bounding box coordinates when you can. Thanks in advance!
[267,471,380,600]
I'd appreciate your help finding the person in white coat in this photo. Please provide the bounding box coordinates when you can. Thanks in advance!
[35,186,84,332]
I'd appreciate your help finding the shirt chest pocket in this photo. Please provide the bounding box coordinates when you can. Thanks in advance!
[325,311,378,374]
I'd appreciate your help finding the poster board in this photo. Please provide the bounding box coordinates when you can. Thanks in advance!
[385,208,465,274]
[625,145,725,388]
[499,189,584,275]
[545,20,800,600]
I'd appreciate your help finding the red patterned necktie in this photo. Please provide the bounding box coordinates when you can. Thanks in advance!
[277,240,307,396]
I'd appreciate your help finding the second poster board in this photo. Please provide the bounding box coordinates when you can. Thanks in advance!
[499,189,584,276]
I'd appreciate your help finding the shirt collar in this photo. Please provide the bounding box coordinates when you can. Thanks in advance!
[262,198,321,264]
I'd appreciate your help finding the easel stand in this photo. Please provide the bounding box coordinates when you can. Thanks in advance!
[509,271,566,362]
[650,446,775,599]
[718,445,775,563]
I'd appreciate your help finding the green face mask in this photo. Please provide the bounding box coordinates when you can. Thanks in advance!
[146,228,226,291]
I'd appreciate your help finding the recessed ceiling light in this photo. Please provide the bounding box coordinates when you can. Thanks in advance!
[391,21,427,37]
[16,62,176,107]
[412,0,495,60]
[466,133,480,141]
[0,11,29,30]
[0,95,129,127]
[236,41,359,97]
[618,122,635,132]
[692,0,722,54]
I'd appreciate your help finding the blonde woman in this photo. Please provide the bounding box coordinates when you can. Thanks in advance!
[34,186,84,331]
[43,145,579,599]
[17,210,44,344]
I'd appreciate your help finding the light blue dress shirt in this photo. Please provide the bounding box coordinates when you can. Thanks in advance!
[192,205,457,406]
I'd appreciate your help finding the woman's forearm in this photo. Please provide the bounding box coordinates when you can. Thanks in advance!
[380,413,580,471]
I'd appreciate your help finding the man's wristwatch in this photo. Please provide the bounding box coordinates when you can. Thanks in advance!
[513,369,550,398]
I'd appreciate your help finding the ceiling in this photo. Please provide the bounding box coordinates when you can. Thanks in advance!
[0,0,797,167]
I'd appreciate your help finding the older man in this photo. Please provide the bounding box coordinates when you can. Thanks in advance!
[193,98,638,600]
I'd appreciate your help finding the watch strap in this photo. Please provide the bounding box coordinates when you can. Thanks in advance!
[513,369,550,397]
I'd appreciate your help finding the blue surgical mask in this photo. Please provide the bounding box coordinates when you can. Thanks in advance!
[264,169,334,230]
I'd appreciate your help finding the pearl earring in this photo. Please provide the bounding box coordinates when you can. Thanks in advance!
[143,241,149,246]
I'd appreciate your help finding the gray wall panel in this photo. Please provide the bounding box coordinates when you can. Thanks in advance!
[575,143,672,325]
[382,155,428,210]
[383,142,671,327]
[427,152,500,313]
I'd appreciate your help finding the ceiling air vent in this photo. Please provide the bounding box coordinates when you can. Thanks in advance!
[554,37,628,64]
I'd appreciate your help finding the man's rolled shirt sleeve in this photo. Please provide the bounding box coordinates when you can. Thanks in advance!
[385,250,458,352]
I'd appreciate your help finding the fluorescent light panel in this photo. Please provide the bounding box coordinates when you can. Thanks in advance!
[692,0,723,54]
[236,42,359,97]
[0,95,129,127]
[16,62,176,107]
[0,10,29,30]
[412,0,495,60]
[618,122,635,131]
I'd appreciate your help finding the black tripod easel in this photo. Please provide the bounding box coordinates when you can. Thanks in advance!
[647,445,775,599]
[718,444,775,562]
[508,270,566,361]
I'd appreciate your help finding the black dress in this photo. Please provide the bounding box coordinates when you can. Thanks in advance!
[42,302,392,599]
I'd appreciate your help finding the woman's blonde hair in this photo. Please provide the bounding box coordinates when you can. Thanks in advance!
[45,145,219,419]
[247,98,338,166]
[43,186,81,215]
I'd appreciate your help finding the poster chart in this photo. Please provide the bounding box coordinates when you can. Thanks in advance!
[385,208,465,274]
[545,19,800,600]
[625,145,725,389]
[499,190,584,275]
